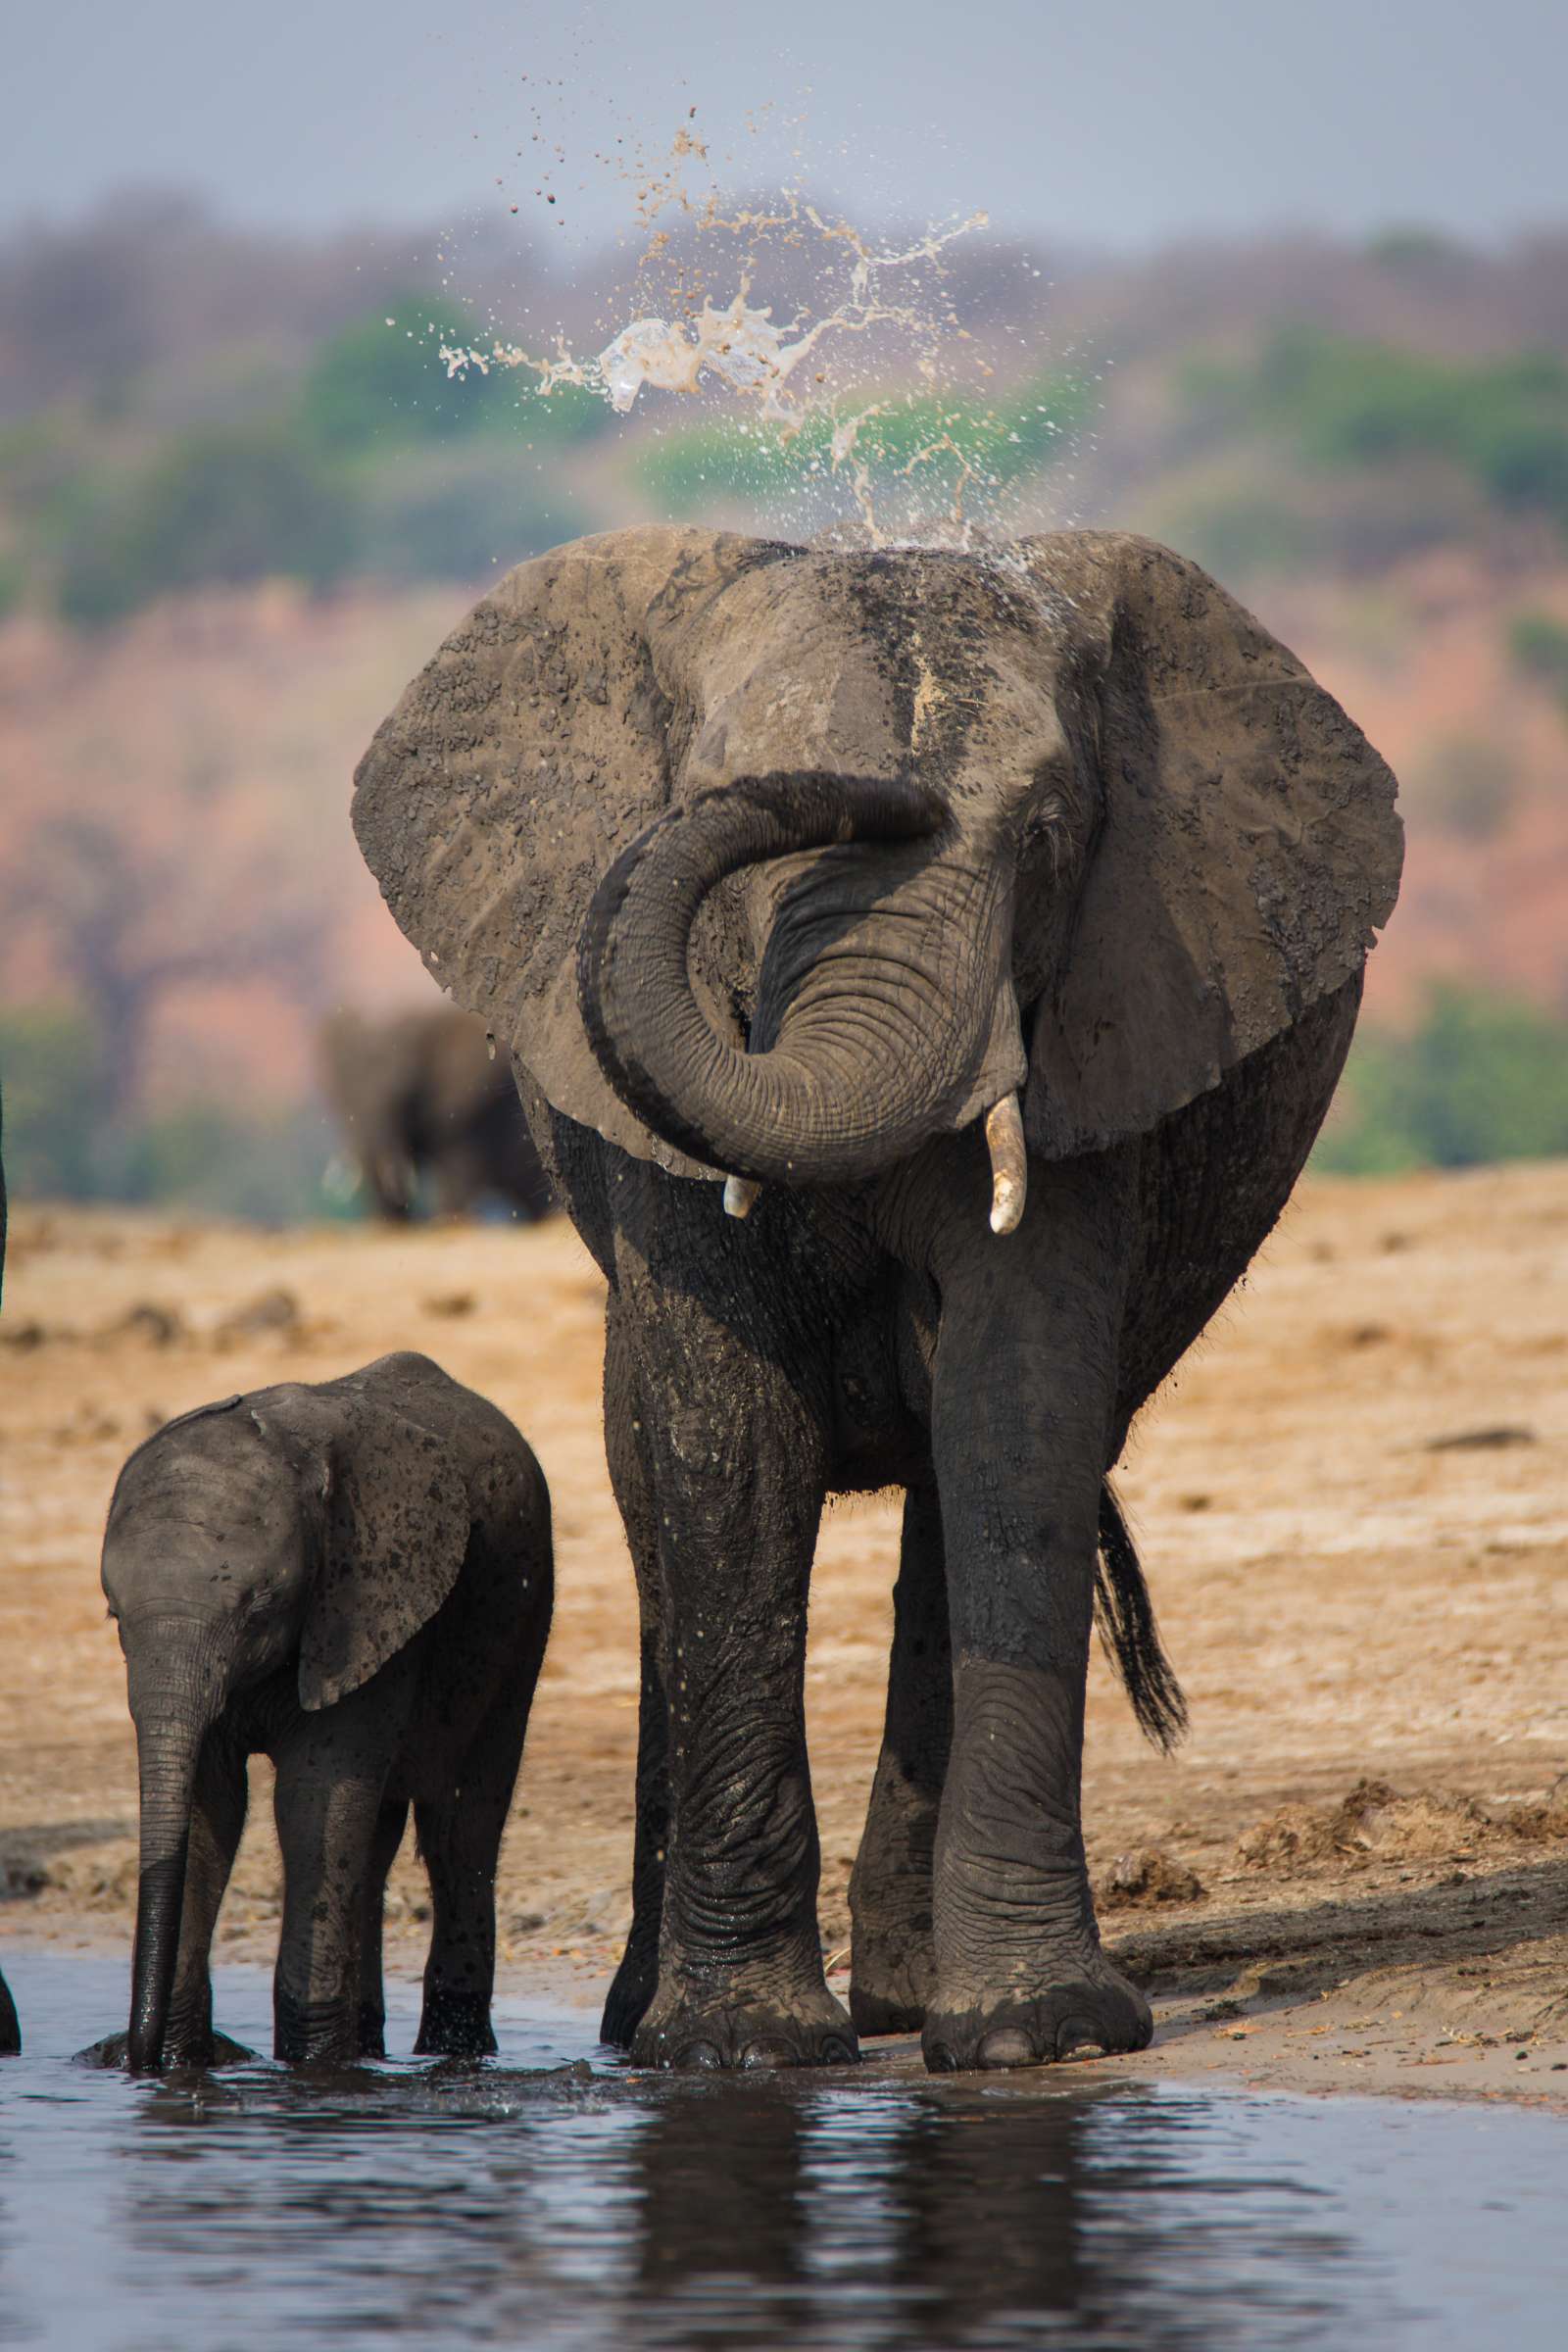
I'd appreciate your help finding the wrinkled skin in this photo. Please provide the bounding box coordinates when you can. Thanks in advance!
[320,1005,554,1222]
[86,1351,552,2072]
[0,1089,16,2054]
[355,526,1401,2074]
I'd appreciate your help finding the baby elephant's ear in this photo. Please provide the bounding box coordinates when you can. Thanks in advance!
[1019,532,1402,1156]
[297,1408,471,1713]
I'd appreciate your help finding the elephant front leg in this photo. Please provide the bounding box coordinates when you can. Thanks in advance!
[923,1152,1151,2073]
[626,1312,854,2071]
[164,1732,253,2066]
[599,1307,670,2051]
[849,1480,951,2034]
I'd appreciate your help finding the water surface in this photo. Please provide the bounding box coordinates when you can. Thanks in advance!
[1,1953,1564,2349]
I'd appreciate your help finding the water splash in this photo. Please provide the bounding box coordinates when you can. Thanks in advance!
[435,111,1090,550]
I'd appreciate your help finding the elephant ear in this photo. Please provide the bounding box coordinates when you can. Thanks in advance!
[352,523,786,1177]
[255,1383,472,1712]
[1018,532,1402,1156]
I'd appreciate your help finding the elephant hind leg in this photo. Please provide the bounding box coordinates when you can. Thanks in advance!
[413,1698,531,2059]
[849,1479,950,2036]
[357,1796,410,2058]
[0,1965,19,2056]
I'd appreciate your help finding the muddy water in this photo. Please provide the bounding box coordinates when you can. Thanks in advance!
[1,1955,1564,2350]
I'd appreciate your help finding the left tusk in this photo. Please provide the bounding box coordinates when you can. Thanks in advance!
[722,1175,761,1220]
[984,1094,1026,1236]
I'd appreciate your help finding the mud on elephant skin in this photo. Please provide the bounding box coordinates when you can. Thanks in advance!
[84,1350,552,2072]
[320,1004,555,1223]
[355,525,1401,2073]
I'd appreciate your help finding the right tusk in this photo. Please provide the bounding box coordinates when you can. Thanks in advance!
[722,1175,761,1220]
[984,1093,1026,1236]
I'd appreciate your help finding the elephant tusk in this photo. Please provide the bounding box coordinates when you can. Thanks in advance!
[984,1093,1027,1236]
[722,1175,761,1220]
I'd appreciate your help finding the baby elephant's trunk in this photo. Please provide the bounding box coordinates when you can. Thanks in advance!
[124,1642,218,2072]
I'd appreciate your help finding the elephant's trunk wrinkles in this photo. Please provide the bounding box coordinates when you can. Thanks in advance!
[124,1641,220,2074]
[578,772,1011,1188]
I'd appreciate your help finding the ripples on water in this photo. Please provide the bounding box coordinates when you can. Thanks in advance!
[1,1954,1564,2350]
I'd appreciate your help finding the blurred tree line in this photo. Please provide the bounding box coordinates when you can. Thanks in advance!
[4,291,613,628]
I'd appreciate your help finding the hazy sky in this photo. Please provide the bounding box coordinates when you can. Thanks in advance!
[12,0,1567,250]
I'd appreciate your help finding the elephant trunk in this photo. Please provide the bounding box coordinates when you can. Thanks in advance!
[577,772,1015,1188]
[124,1633,221,2073]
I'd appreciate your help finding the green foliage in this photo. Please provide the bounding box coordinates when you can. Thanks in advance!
[301,295,612,453]
[356,450,584,583]
[58,426,361,625]
[113,1102,342,1224]
[1187,330,1568,535]
[1316,987,1568,1174]
[0,1004,342,1223]
[0,1005,103,1199]
[638,373,1089,517]
[1507,609,1568,691]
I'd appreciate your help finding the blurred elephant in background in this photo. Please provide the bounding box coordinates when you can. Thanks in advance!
[356,526,1401,2075]
[320,1006,555,1223]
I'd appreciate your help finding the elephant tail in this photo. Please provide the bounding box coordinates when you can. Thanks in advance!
[1096,1484,1188,1752]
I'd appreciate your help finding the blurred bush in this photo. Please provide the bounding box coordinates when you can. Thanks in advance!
[0,1004,342,1223]
[1507,609,1568,700]
[1316,986,1568,1173]
[1185,330,1568,539]
[58,426,362,625]
[638,372,1089,519]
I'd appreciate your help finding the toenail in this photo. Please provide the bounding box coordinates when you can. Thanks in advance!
[819,2036,858,2066]
[926,2042,960,2072]
[673,2040,723,2070]
[977,2029,1037,2069]
[741,2039,793,2070]
[1056,2019,1108,2062]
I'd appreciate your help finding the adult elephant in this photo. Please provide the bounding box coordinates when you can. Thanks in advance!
[319,1005,555,1222]
[355,526,1401,2073]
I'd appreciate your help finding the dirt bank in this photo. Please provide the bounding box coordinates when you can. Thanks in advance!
[2,1162,1565,2100]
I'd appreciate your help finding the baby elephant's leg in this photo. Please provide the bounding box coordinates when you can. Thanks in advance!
[271,1673,410,2065]
[357,1797,410,2058]
[414,1693,531,2057]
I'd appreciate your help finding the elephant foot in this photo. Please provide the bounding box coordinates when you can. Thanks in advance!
[848,1936,934,2037]
[415,1989,498,2058]
[630,1980,859,2072]
[273,1988,362,2068]
[601,1935,658,2051]
[922,1954,1152,2073]
[74,2027,255,2071]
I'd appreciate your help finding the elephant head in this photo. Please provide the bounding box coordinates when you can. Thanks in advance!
[353,527,1400,1219]
[102,1363,470,2072]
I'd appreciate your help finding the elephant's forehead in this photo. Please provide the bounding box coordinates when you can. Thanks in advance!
[110,1422,292,1540]
[685,547,1068,781]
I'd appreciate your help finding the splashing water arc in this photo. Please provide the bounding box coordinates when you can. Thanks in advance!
[435,168,1085,548]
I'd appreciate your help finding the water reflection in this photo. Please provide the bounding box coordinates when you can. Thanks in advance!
[3,1958,1566,2351]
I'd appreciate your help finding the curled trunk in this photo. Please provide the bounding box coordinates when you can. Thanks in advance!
[578,772,1014,1186]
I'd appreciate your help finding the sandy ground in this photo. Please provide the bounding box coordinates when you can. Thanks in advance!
[2,1162,1565,2103]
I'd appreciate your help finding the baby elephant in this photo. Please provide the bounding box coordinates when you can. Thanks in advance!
[96,1351,552,2071]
